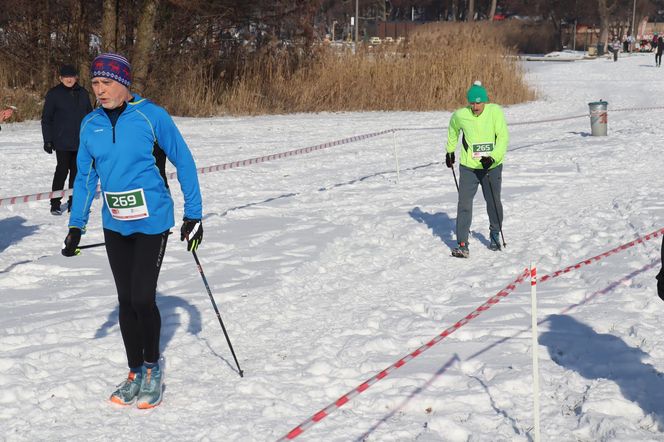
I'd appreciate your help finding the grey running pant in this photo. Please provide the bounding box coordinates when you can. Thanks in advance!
[456,164,503,245]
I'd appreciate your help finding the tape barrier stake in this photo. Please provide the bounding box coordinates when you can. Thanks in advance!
[278,268,530,441]
[530,265,541,442]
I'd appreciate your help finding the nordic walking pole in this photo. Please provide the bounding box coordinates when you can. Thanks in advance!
[192,250,244,377]
[486,170,506,248]
[451,164,459,193]
[78,242,106,250]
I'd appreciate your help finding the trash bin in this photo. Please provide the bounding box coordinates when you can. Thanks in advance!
[588,100,608,136]
[597,42,605,55]
[587,46,598,57]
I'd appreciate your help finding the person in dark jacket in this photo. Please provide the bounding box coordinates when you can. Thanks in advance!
[656,37,664,67]
[658,237,664,299]
[41,64,93,215]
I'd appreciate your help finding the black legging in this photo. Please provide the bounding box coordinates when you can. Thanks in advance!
[51,150,77,206]
[657,52,663,66]
[104,228,169,368]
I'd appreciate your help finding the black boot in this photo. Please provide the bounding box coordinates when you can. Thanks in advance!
[50,200,62,216]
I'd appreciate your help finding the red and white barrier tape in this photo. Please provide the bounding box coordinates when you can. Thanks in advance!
[4,106,664,207]
[0,189,74,207]
[540,227,664,283]
[279,227,664,440]
[278,268,531,441]
[0,129,394,207]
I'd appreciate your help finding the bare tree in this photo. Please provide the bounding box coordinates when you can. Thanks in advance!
[102,0,118,51]
[598,0,618,53]
[488,0,497,21]
[132,0,159,94]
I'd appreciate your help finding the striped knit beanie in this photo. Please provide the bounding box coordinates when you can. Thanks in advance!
[90,53,132,87]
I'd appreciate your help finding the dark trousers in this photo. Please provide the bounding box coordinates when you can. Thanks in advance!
[658,237,664,300]
[456,164,503,245]
[50,150,77,207]
[657,52,663,66]
[104,228,169,369]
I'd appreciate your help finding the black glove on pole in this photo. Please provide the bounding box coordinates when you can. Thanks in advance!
[44,142,54,154]
[180,218,203,252]
[446,152,459,192]
[61,227,81,256]
[445,152,455,168]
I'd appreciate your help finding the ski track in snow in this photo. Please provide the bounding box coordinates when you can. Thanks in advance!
[1,52,664,441]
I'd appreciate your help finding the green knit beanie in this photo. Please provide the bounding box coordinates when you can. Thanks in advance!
[466,81,488,103]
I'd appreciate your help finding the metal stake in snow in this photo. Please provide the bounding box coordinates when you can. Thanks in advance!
[530,264,541,442]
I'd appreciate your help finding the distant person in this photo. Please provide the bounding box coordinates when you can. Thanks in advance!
[0,106,14,130]
[656,37,664,67]
[445,81,508,258]
[61,52,203,409]
[653,33,659,51]
[627,34,635,52]
[41,64,93,215]
[610,38,620,62]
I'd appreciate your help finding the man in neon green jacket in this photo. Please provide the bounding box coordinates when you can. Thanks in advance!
[446,81,508,258]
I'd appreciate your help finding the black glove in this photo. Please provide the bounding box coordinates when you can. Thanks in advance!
[657,270,664,301]
[180,218,203,252]
[44,142,54,154]
[61,227,81,257]
[445,152,455,168]
[480,156,494,169]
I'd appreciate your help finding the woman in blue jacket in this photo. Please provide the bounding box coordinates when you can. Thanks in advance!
[61,53,203,409]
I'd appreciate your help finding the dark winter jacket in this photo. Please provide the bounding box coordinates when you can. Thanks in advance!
[657,38,664,55]
[658,237,664,300]
[41,82,93,151]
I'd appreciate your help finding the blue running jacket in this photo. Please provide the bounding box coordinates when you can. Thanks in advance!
[69,94,202,235]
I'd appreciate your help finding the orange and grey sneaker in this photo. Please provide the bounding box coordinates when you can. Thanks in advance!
[136,364,163,409]
[110,371,142,405]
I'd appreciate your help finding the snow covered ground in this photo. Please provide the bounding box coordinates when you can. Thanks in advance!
[1,51,664,441]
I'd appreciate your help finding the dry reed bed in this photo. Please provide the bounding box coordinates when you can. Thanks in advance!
[155,22,536,115]
[2,22,538,119]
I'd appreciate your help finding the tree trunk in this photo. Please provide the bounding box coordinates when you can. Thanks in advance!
[101,0,117,52]
[132,0,159,94]
[597,0,616,56]
[39,0,51,90]
[488,0,497,21]
[71,0,89,88]
[467,0,475,21]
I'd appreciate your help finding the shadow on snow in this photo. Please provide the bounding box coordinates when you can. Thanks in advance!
[0,216,39,253]
[94,293,202,354]
[540,314,664,429]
